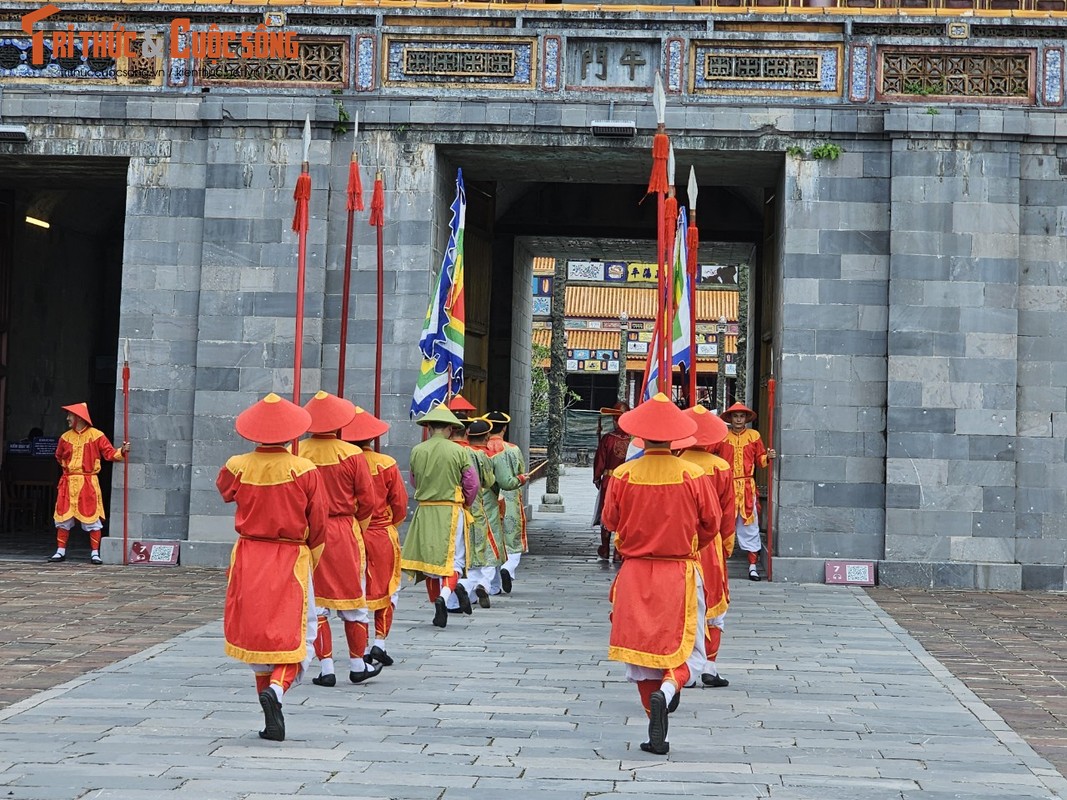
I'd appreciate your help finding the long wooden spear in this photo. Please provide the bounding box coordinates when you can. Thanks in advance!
[765,347,777,582]
[664,142,677,401]
[369,168,385,451]
[687,167,699,407]
[291,115,312,454]
[121,337,130,565]
[338,112,363,399]
[648,73,669,389]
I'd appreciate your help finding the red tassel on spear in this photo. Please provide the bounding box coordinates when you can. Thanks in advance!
[369,170,385,451]
[338,114,363,399]
[686,166,699,408]
[291,116,312,454]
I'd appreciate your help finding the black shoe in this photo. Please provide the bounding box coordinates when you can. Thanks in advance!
[47,553,65,563]
[647,690,668,755]
[500,568,513,594]
[639,740,670,755]
[433,597,448,628]
[312,673,336,687]
[366,645,393,667]
[349,663,382,684]
[475,586,491,609]
[90,554,103,565]
[454,584,473,615]
[258,689,285,741]
[748,566,762,582]
[668,691,680,713]
[702,673,729,688]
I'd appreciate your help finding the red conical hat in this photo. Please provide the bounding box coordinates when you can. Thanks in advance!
[447,395,476,412]
[681,405,729,448]
[236,393,312,443]
[340,406,389,443]
[304,391,356,434]
[61,403,92,426]
[723,402,757,422]
[618,393,696,443]
[633,434,697,451]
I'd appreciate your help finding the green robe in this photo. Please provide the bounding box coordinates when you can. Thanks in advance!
[400,435,470,580]
[466,446,504,569]
[492,443,527,555]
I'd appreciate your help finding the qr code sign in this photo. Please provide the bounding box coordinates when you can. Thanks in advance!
[824,560,876,585]
[846,564,872,583]
[150,545,176,562]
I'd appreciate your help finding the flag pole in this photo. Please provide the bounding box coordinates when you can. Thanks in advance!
[648,73,669,391]
[121,337,130,566]
[338,113,363,399]
[765,346,777,582]
[687,167,699,408]
[291,115,312,454]
[369,169,385,452]
[664,143,677,402]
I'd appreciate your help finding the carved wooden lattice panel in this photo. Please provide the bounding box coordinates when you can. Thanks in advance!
[881,50,1031,98]
[853,23,945,37]
[706,53,820,81]
[197,38,346,87]
[403,48,514,78]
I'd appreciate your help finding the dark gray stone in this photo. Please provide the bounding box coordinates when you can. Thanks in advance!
[887,409,956,434]
[815,329,885,356]
[813,482,884,509]
[889,331,965,357]
[1021,565,1066,591]
[819,229,890,256]
[818,280,887,306]
[878,561,932,588]
[886,484,920,509]
[933,562,977,589]
[785,254,842,280]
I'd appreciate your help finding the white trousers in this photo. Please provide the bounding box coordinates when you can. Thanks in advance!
[735,507,761,553]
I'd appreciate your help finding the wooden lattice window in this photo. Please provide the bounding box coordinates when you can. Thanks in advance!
[880,50,1031,99]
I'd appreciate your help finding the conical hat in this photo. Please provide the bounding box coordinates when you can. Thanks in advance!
[633,435,697,451]
[618,393,696,443]
[61,403,92,426]
[599,401,629,416]
[447,395,476,412]
[723,402,757,422]
[416,404,465,428]
[236,393,311,443]
[680,405,729,448]
[304,391,356,434]
[340,406,389,442]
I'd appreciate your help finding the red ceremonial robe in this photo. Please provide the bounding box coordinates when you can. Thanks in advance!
[217,446,328,664]
[603,447,720,668]
[362,450,408,611]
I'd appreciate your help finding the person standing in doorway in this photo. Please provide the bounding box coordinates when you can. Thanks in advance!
[49,403,128,565]
[592,402,630,561]
[216,392,328,741]
[715,402,776,582]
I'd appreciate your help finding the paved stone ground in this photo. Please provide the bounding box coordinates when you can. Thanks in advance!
[0,468,1063,798]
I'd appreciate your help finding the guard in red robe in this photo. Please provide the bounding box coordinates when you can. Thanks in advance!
[714,402,776,581]
[301,391,382,687]
[602,393,721,755]
[49,402,128,565]
[592,402,630,560]
[341,407,408,669]
[216,393,328,741]
[675,405,735,688]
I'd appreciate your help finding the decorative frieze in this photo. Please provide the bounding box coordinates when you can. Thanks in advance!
[542,35,561,91]
[1045,47,1064,106]
[878,49,1033,101]
[384,35,535,88]
[852,23,945,38]
[691,42,842,96]
[665,37,683,93]
[849,43,870,103]
[971,24,1067,40]
[0,35,161,85]
[356,33,375,91]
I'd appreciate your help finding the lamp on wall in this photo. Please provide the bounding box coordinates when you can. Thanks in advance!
[0,124,30,142]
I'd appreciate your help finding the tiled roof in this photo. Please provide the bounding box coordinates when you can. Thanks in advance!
[533,328,736,368]
[564,285,738,322]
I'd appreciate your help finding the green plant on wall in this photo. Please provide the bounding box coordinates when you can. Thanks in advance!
[785,145,806,159]
[811,142,843,161]
[903,80,944,96]
[334,100,351,136]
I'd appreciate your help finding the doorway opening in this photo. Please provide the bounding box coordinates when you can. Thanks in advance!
[0,155,128,558]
